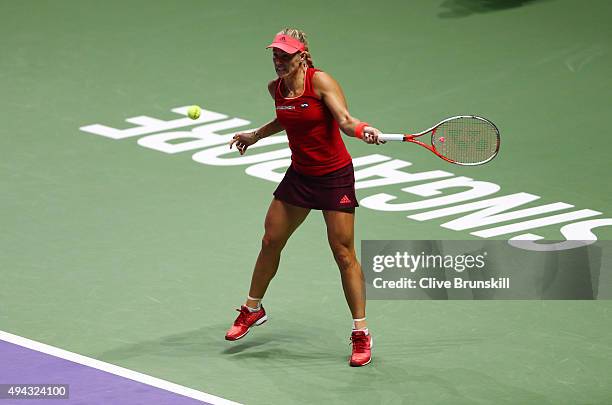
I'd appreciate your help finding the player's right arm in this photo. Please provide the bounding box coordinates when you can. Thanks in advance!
[229,80,284,155]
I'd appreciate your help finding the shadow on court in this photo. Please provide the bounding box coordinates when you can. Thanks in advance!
[95,326,228,361]
[439,0,554,18]
[96,323,491,365]
[95,320,346,364]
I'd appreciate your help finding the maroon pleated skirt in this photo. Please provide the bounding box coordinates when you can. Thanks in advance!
[273,163,359,211]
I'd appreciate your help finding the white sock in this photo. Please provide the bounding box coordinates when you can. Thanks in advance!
[246,296,261,312]
[352,317,367,331]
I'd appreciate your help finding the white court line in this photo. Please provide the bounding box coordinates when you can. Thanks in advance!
[0,330,242,405]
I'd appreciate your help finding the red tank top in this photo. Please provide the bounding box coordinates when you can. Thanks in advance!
[274,67,352,176]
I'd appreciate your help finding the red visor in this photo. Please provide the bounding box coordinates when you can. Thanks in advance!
[266,34,305,54]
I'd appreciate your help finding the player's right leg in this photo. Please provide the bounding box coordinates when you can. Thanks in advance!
[225,198,310,341]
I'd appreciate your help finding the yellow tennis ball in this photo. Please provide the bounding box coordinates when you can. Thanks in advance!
[187,105,201,120]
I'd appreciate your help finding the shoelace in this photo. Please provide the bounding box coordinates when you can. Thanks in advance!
[350,334,369,353]
[234,307,250,326]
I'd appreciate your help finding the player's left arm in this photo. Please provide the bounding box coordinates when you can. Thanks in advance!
[312,71,383,144]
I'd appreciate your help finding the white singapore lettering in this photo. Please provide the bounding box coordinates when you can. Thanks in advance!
[78,107,612,250]
[193,136,291,166]
[409,192,573,230]
[509,218,612,251]
[245,158,292,183]
[138,119,252,154]
[360,176,501,211]
[79,107,228,140]
[471,209,601,238]
[354,160,454,190]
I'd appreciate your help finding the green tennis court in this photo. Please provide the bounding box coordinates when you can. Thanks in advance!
[2,0,612,403]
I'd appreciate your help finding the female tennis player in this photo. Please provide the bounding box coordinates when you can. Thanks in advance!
[225,28,382,367]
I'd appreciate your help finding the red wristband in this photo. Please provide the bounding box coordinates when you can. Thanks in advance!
[355,122,369,139]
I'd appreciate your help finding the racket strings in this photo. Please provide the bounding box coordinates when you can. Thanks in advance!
[432,117,499,165]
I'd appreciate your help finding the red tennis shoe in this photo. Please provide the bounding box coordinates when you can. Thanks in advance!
[349,330,373,367]
[225,305,267,341]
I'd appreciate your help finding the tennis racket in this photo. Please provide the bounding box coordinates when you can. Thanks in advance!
[379,115,500,165]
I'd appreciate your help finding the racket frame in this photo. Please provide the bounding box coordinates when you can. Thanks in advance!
[378,115,500,166]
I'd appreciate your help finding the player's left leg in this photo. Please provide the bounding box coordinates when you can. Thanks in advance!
[323,209,372,366]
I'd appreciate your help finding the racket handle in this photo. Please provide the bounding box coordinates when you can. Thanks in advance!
[378,133,405,142]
